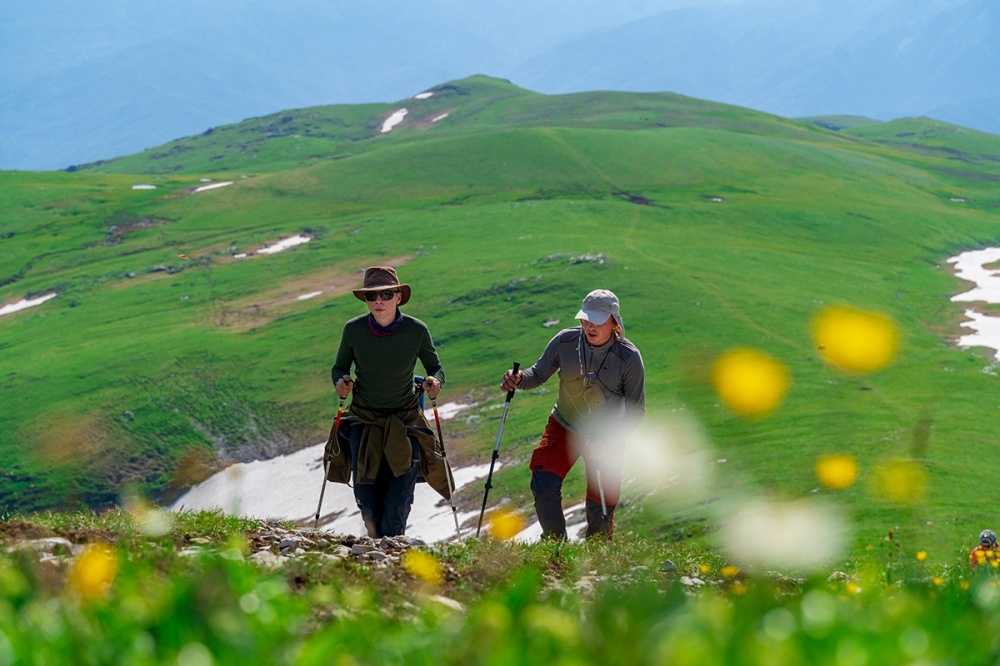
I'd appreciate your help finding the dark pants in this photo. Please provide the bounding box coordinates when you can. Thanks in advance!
[349,423,420,538]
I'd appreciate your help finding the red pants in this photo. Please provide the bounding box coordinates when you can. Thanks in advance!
[529,416,622,506]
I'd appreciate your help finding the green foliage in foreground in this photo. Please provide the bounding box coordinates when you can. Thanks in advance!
[1,510,999,665]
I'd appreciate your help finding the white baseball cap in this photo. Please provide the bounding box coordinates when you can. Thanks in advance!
[575,289,623,331]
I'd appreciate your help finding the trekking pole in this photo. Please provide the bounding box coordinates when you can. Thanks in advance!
[477,362,519,537]
[596,468,609,520]
[431,398,463,540]
[314,398,346,528]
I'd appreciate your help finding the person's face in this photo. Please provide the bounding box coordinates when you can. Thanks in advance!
[365,289,401,319]
[580,316,615,346]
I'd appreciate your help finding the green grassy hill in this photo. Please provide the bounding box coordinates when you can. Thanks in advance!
[3,75,1000,563]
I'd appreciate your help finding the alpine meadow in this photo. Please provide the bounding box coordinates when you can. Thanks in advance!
[5,75,1000,663]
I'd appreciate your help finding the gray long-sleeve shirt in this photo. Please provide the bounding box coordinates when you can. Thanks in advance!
[519,327,645,435]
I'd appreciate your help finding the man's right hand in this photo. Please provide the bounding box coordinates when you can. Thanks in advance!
[336,377,354,399]
[501,369,522,393]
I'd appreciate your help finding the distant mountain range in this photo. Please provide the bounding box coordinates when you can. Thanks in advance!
[2,0,996,171]
[516,0,1000,133]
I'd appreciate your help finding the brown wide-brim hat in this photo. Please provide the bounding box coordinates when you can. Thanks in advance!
[352,266,411,306]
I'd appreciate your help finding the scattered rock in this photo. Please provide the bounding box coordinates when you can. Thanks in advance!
[426,595,464,612]
[11,537,76,556]
[249,550,284,569]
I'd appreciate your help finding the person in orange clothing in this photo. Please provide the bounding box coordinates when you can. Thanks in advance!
[969,529,998,568]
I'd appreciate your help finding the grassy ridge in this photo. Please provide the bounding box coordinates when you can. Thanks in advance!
[2,76,1000,563]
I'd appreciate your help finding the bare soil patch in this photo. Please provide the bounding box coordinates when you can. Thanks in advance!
[215,255,413,329]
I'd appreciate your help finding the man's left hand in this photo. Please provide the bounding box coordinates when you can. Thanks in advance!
[422,376,441,399]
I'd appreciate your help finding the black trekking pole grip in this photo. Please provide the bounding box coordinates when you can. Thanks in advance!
[505,362,521,403]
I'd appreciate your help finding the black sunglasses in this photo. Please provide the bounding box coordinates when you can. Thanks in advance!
[364,290,397,302]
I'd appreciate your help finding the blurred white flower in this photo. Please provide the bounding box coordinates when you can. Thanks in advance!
[624,415,713,504]
[717,497,850,574]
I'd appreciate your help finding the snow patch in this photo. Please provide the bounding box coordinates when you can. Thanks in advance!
[257,235,311,255]
[0,293,57,318]
[431,113,450,123]
[193,181,234,193]
[424,401,473,421]
[297,291,322,301]
[414,92,434,100]
[381,109,408,133]
[170,402,498,542]
[950,247,1000,359]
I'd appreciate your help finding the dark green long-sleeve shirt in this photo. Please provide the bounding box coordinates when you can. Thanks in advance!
[331,313,445,409]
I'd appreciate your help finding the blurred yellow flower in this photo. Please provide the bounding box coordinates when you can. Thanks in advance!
[523,606,581,645]
[933,577,944,586]
[67,542,118,602]
[700,564,713,575]
[488,509,525,541]
[401,549,445,586]
[961,581,971,590]
[812,305,899,373]
[711,348,790,417]
[522,604,582,647]
[872,459,928,505]
[976,551,987,565]
[721,565,740,579]
[916,551,927,562]
[815,454,859,490]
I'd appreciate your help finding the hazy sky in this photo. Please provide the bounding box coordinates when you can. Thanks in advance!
[2,0,995,170]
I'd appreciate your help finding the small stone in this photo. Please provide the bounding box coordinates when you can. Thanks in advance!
[249,551,284,569]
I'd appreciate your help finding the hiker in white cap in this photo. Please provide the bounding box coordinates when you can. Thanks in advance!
[501,289,645,539]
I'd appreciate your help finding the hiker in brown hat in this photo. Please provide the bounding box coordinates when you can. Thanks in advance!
[325,266,452,538]
[500,289,645,539]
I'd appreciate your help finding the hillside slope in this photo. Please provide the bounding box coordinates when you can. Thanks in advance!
[2,77,1000,558]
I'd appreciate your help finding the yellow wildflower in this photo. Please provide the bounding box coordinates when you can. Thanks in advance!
[815,454,859,490]
[916,551,927,562]
[721,565,741,579]
[711,348,789,417]
[401,549,445,586]
[488,509,525,541]
[872,458,928,505]
[67,542,118,602]
[812,305,898,373]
